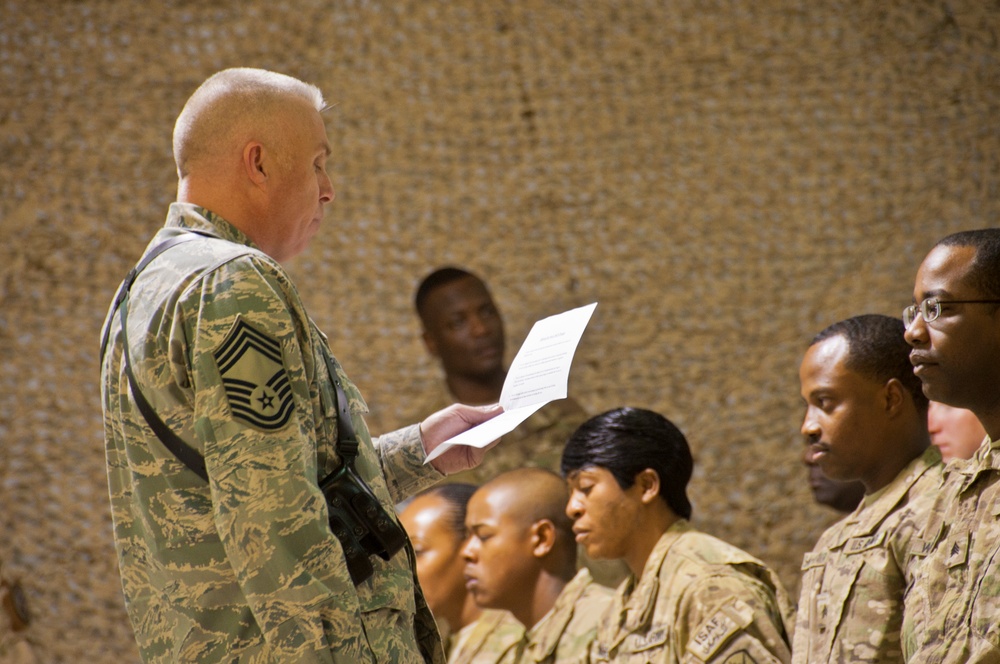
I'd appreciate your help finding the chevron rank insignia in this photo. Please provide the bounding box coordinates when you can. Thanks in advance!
[214,317,294,431]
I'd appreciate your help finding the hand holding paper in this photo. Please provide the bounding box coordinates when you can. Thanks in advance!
[424,302,597,465]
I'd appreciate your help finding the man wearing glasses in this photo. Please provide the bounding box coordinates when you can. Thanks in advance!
[901,229,1000,662]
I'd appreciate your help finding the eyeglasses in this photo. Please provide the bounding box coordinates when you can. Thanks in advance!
[903,297,1000,327]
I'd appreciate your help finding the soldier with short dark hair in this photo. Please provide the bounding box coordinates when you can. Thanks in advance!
[793,314,943,663]
[902,229,1000,661]
[404,267,590,487]
[461,468,612,663]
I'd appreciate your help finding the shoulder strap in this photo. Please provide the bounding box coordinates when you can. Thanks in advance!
[105,231,214,482]
[105,231,360,484]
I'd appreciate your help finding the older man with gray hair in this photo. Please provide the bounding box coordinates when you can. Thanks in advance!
[100,68,501,663]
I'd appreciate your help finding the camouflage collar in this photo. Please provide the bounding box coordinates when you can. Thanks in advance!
[618,519,693,634]
[950,435,1000,494]
[165,202,259,249]
[524,568,594,660]
[830,445,943,546]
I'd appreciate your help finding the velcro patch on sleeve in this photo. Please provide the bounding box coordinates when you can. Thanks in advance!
[687,599,753,661]
[214,317,294,431]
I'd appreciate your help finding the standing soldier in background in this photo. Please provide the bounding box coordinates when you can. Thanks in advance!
[794,315,942,663]
[902,229,1000,662]
[400,267,590,486]
[100,68,501,663]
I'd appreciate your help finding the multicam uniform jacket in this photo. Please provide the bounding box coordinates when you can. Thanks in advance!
[500,568,613,664]
[903,436,1000,663]
[100,203,446,664]
[448,610,524,664]
[592,521,793,664]
[793,446,942,663]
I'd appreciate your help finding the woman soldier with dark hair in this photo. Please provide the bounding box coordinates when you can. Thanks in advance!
[562,407,794,664]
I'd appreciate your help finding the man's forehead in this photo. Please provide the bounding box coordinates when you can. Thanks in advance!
[427,278,494,313]
[915,244,977,297]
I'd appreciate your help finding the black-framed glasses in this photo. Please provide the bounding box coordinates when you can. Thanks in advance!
[903,297,1000,327]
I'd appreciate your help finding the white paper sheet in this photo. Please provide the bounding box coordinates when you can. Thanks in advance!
[424,302,597,464]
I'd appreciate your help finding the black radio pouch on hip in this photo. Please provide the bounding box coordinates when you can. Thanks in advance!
[317,347,407,585]
[101,231,406,586]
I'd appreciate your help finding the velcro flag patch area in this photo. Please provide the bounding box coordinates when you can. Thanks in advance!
[214,317,294,431]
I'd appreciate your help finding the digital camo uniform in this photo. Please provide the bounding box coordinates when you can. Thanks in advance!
[100,203,446,664]
[447,610,524,664]
[793,445,942,663]
[592,520,793,664]
[902,435,1000,662]
[389,381,589,487]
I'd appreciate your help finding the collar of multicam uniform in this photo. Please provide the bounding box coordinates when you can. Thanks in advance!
[524,568,594,661]
[620,519,692,634]
[450,610,523,664]
[952,434,1000,493]
[166,202,259,249]
[828,445,943,548]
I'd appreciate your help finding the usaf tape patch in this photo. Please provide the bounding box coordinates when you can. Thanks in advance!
[214,318,294,431]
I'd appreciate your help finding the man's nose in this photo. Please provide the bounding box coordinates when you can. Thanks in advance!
[904,313,929,347]
[319,172,335,204]
[460,537,478,562]
[801,412,820,442]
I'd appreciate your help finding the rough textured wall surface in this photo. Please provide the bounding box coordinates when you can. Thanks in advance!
[2,1,999,660]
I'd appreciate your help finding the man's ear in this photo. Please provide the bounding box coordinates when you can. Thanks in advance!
[883,378,905,417]
[243,142,267,185]
[530,520,556,558]
[636,468,661,506]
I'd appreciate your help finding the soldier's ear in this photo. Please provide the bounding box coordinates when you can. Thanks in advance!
[530,519,556,558]
[243,142,268,185]
[883,378,905,418]
[635,469,661,506]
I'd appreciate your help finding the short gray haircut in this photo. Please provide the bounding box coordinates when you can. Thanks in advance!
[172,68,325,178]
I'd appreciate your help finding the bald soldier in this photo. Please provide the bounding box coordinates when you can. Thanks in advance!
[100,68,501,663]
[461,468,612,663]
[794,315,942,663]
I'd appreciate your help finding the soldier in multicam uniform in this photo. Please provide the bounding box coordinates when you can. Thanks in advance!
[794,315,943,663]
[461,468,613,663]
[398,484,524,664]
[394,267,590,487]
[562,408,794,664]
[99,68,502,664]
[902,229,1000,662]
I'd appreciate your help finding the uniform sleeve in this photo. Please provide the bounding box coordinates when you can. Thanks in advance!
[677,574,792,664]
[374,424,445,503]
[182,256,364,663]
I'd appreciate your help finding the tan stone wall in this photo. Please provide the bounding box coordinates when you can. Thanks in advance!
[2,1,998,660]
